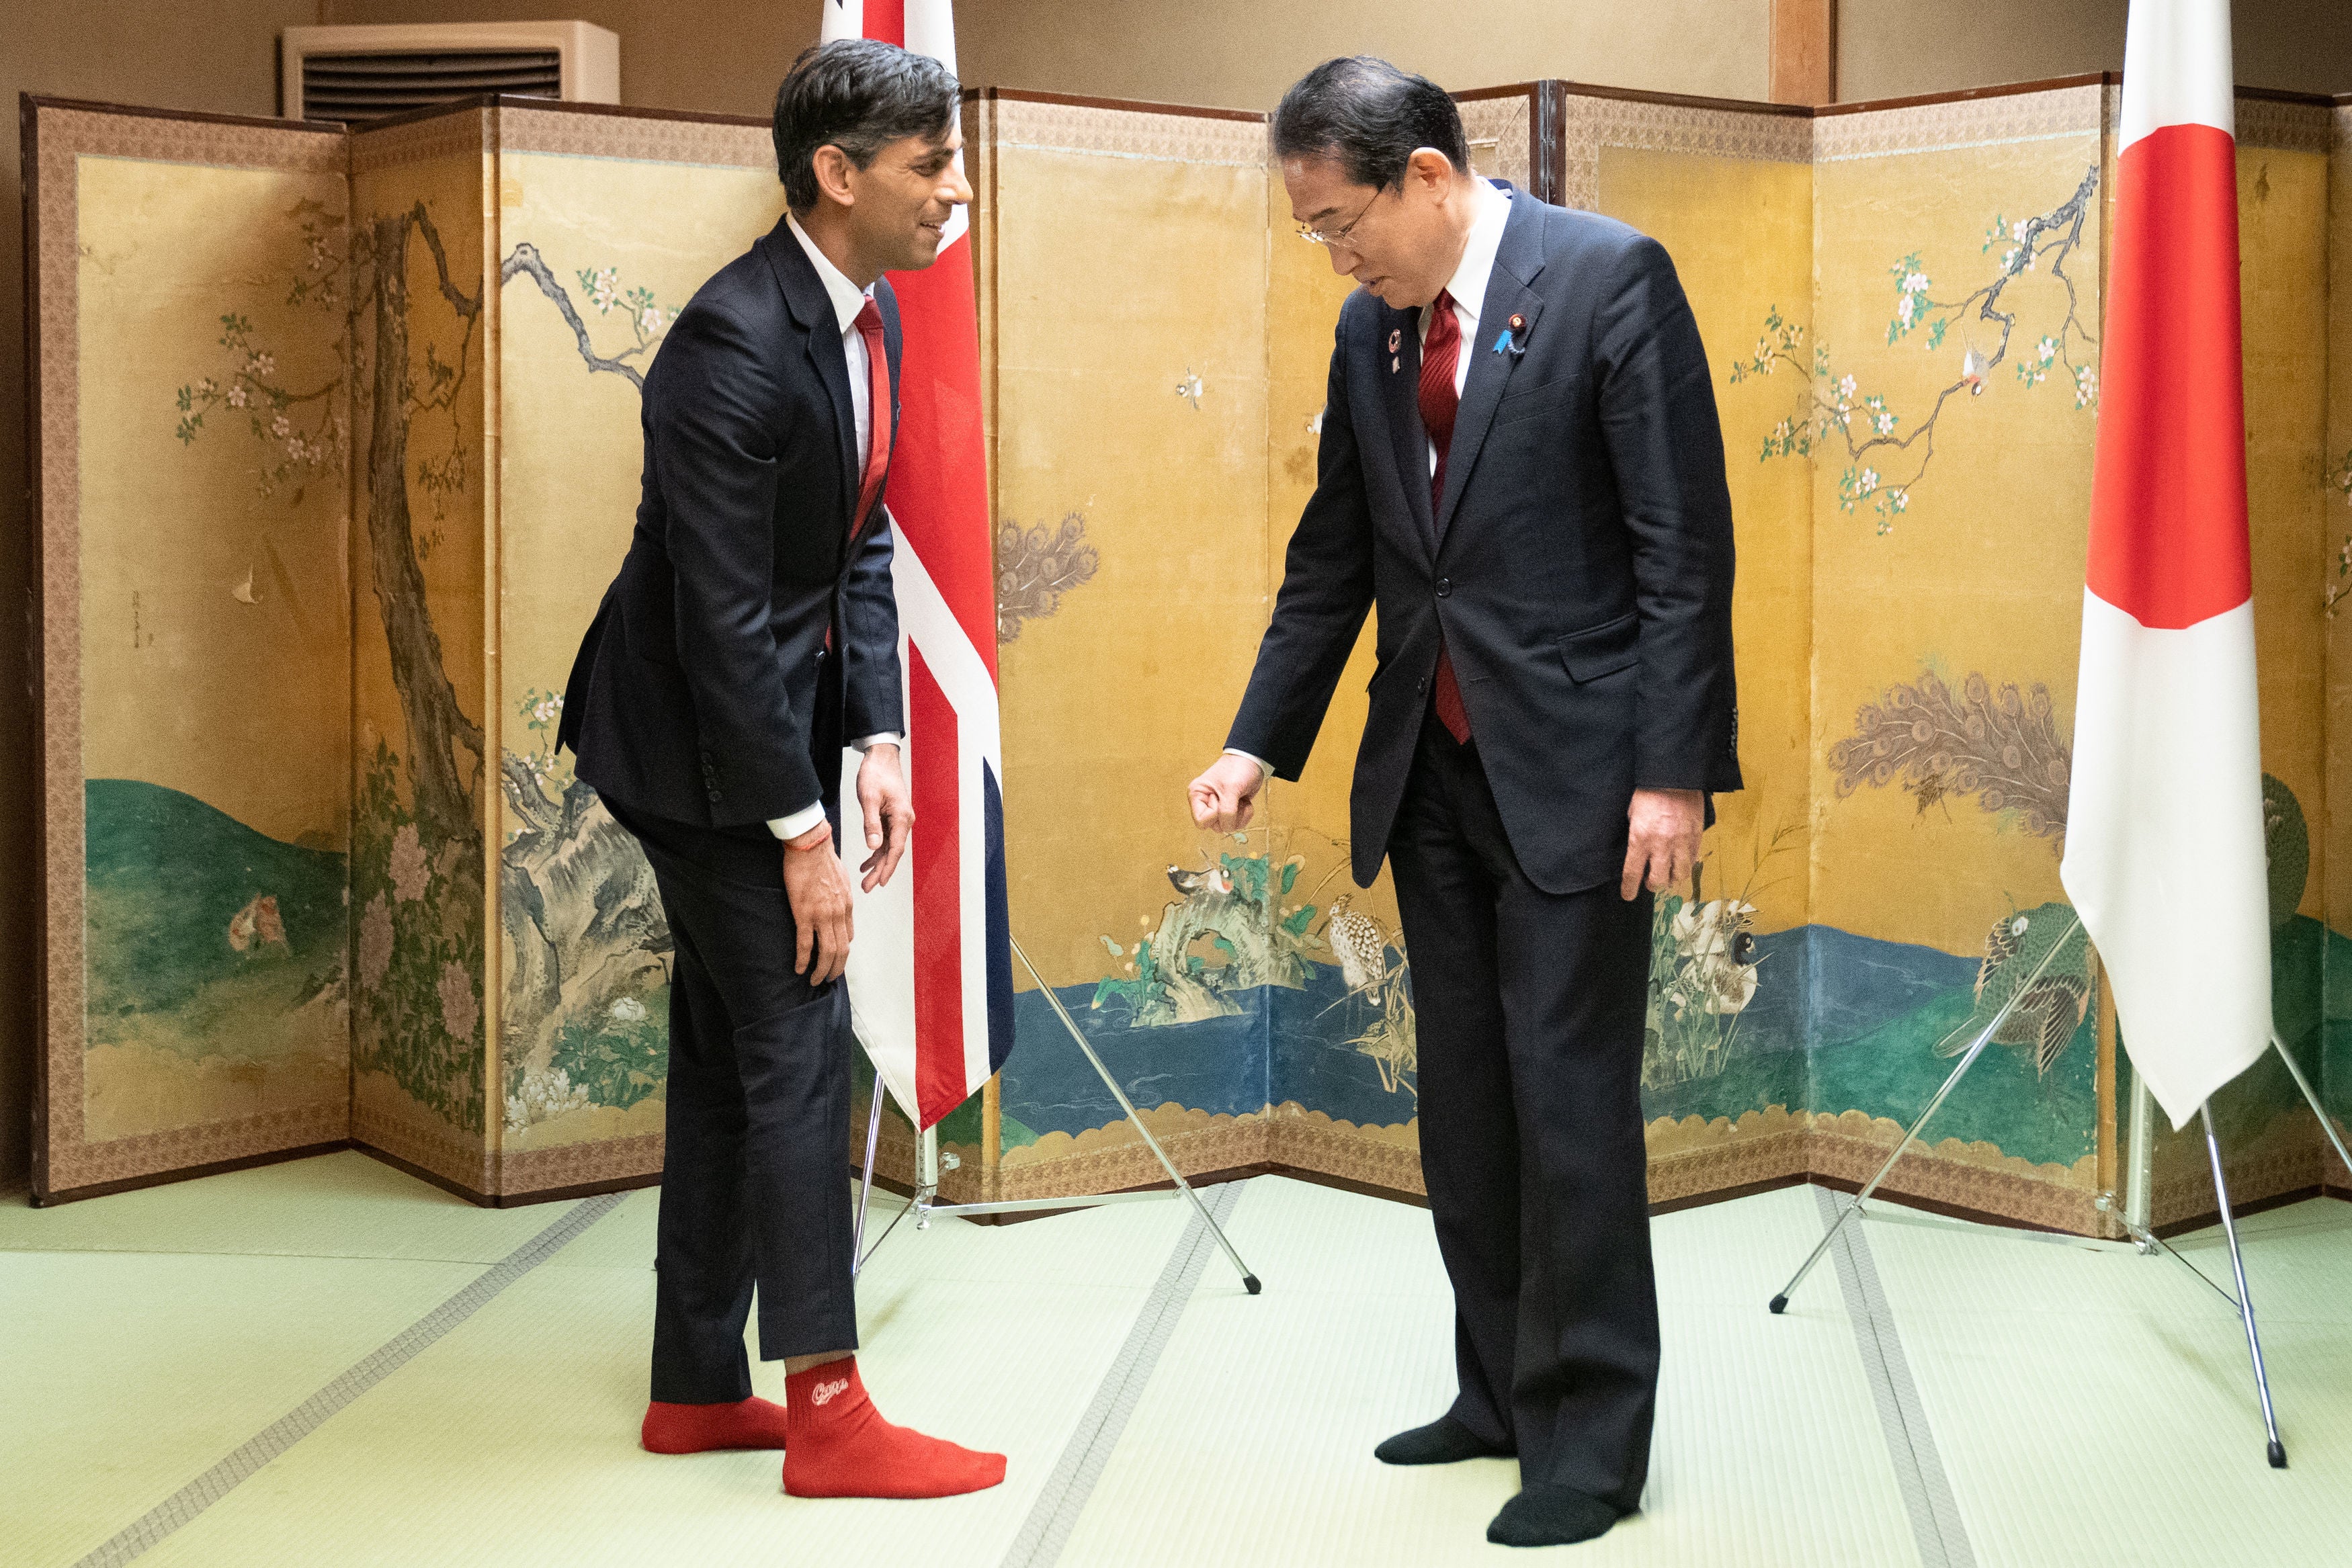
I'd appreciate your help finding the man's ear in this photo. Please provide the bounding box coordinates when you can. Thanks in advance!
[1404,147,1456,197]
[811,144,857,208]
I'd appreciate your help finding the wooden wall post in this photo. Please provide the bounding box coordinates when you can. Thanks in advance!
[1769,0,1838,106]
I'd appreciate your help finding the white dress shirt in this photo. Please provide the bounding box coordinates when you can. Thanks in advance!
[1224,181,1514,790]
[768,213,900,843]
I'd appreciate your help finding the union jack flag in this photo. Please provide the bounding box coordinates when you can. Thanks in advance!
[825,0,1015,1129]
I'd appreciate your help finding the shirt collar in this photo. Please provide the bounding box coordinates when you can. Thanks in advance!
[786,211,872,335]
[1430,179,1513,331]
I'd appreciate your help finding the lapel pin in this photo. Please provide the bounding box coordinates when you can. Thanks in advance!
[1387,328,1402,353]
[1392,355,1401,372]
[1494,314,1529,356]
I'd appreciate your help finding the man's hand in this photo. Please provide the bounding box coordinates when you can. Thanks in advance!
[1621,787,1705,901]
[1187,753,1265,832]
[854,742,915,893]
[782,823,855,984]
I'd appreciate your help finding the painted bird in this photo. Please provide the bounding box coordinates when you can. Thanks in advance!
[1934,901,2091,1075]
[1960,345,1989,396]
[1167,863,1232,898]
[1326,894,1387,994]
[227,894,287,953]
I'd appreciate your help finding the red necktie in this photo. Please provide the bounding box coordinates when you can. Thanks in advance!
[1417,290,1471,744]
[850,296,891,535]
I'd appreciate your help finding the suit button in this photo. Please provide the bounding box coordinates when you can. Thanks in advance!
[1436,578,1452,598]
[706,787,722,803]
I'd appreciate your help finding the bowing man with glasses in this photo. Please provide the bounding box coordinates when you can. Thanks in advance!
[1188,56,1740,1549]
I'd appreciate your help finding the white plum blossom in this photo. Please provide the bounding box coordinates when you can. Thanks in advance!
[226,383,250,408]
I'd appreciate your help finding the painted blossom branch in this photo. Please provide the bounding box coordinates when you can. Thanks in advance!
[1730,164,2102,533]
[500,244,644,389]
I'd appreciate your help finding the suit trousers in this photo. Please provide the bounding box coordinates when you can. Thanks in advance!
[608,801,858,1403]
[1386,709,1658,1512]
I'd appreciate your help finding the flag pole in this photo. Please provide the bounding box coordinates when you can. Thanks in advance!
[2199,1101,2288,1468]
[2125,1058,2158,1244]
[852,939,1263,1295]
[1769,913,2085,1314]
[851,1084,887,1276]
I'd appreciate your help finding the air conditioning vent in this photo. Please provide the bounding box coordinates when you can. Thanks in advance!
[282,22,619,124]
[300,50,564,124]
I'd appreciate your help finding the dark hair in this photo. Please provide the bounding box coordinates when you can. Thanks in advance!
[773,39,960,212]
[1271,56,1469,192]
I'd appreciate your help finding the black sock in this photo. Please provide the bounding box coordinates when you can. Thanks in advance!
[1486,1485,1623,1547]
[1372,1414,1511,1465]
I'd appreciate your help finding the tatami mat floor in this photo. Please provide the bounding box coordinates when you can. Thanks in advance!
[2,1152,2344,1567]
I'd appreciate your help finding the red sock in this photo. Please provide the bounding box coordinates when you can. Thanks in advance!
[640,1396,792,1454]
[781,1359,1006,1499]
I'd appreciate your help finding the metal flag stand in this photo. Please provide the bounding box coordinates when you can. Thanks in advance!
[847,934,1261,1295]
[1764,909,2345,1470]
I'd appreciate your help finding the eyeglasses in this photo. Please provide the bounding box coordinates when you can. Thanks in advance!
[1296,186,1386,249]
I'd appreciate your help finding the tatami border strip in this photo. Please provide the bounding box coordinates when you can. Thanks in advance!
[997,1182,1248,1568]
[1816,1187,1976,1568]
[70,1192,626,1568]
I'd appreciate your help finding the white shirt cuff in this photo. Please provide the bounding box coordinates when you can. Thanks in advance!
[1222,748,1271,787]
[767,801,829,841]
[765,738,902,840]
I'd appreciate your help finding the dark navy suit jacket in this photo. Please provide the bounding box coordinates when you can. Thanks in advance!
[560,213,903,830]
[1228,186,1741,895]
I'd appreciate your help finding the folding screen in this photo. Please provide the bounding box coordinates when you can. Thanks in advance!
[1564,88,1816,1213]
[1762,83,2119,1234]
[344,107,496,1196]
[487,107,782,1199]
[28,82,2352,1229]
[2330,101,2352,1168]
[26,96,780,1203]
[963,87,1561,1211]
[28,104,354,1202]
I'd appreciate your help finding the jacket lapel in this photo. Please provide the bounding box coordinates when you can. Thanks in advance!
[1378,299,1436,560]
[1433,193,1546,551]
[759,217,861,530]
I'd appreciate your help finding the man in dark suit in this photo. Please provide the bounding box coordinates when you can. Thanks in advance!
[559,40,1001,1499]
[1188,58,1739,1548]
